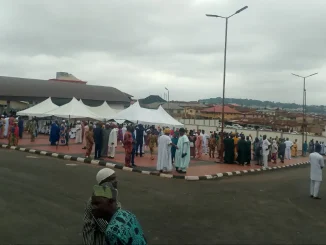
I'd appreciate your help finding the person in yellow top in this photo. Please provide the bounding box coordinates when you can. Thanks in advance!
[291,139,298,157]
[233,133,239,161]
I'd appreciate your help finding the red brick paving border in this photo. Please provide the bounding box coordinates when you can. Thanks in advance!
[0,144,310,181]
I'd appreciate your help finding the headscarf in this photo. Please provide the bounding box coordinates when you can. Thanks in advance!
[164,128,171,134]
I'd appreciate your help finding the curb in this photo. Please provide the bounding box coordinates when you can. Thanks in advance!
[0,144,310,181]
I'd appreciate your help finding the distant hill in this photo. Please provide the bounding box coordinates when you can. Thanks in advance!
[199,97,326,114]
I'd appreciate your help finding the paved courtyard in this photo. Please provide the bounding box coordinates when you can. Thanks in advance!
[0,134,310,176]
[0,147,326,244]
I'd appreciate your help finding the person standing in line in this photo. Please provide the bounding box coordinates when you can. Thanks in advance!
[284,138,293,160]
[131,127,137,167]
[18,117,24,139]
[175,128,190,174]
[262,135,271,168]
[108,125,118,159]
[85,125,94,158]
[303,140,308,156]
[321,142,325,155]
[201,130,208,155]
[271,140,278,164]
[82,122,89,149]
[93,123,103,160]
[49,121,60,146]
[101,123,111,157]
[291,139,298,157]
[208,134,217,159]
[123,126,133,167]
[28,118,37,142]
[75,121,83,144]
[195,130,203,159]
[157,128,176,173]
[309,139,315,153]
[135,124,145,157]
[233,133,239,161]
[188,130,196,158]
[3,116,9,138]
[171,133,179,163]
[245,136,251,166]
[8,121,19,146]
[309,144,324,200]
[148,130,158,160]
[278,139,286,163]
[237,135,247,165]
[253,137,261,165]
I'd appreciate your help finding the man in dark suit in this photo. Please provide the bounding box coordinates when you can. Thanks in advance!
[93,123,103,159]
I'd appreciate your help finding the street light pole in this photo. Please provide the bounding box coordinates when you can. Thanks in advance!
[206,5,248,163]
[165,87,170,112]
[291,72,318,156]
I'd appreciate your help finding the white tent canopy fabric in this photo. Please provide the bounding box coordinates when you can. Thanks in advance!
[112,101,184,127]
[41,97,100,119]
[157,105,183,127]
[17,97,59,117]
[80,100,117,120]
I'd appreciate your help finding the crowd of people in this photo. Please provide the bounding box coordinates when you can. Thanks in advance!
[0,114,25,146]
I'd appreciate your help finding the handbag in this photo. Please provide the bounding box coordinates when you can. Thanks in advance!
[190,142,194,147]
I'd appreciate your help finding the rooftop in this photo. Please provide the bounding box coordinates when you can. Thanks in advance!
[0,75,131,104]
[201,105,241,114]
[143,102,183,110]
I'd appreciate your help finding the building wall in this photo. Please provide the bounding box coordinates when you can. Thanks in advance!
[0,100,29,111]
[179,120,326,151]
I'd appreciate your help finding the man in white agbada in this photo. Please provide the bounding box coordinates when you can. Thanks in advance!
[309,144,324,199]
[201,130,208,154]
[262,135,271,168]
[108,125,118,159]
[4,117,9,138]
[284,138,293,160]
[157,128,177,172]
[75,121,82,144]
[175,128,191,174]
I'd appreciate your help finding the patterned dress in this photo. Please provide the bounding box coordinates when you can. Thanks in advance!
[123,131,133,167]
[105,209,147,245]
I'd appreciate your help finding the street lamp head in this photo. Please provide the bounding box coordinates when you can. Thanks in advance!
[235,6,248,14]
[306,72,318,78]
[165,87,168,91]
[291,73,304,78]
[206,14,225,18]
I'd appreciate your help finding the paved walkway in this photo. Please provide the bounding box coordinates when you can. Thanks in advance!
[1,149,325,244]
[0,134,309,176]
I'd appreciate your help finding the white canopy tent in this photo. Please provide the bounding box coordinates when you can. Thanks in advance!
[112,101,184,127]
[157,105,184,127]
[80,100,118,120]
[41,97,100,119]
[17,97,59,117]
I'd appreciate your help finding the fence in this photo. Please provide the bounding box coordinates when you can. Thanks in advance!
[179,119,326,151]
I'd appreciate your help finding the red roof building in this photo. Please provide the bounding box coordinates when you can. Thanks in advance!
[201,105,241,114]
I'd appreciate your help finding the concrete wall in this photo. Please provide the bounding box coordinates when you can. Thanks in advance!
[180,122,326,151]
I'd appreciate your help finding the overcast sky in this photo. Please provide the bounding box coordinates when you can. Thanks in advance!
[0,0,325,105]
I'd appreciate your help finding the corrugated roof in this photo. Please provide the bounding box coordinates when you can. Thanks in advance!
[143,102,183,110]
[0,76,131,103]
